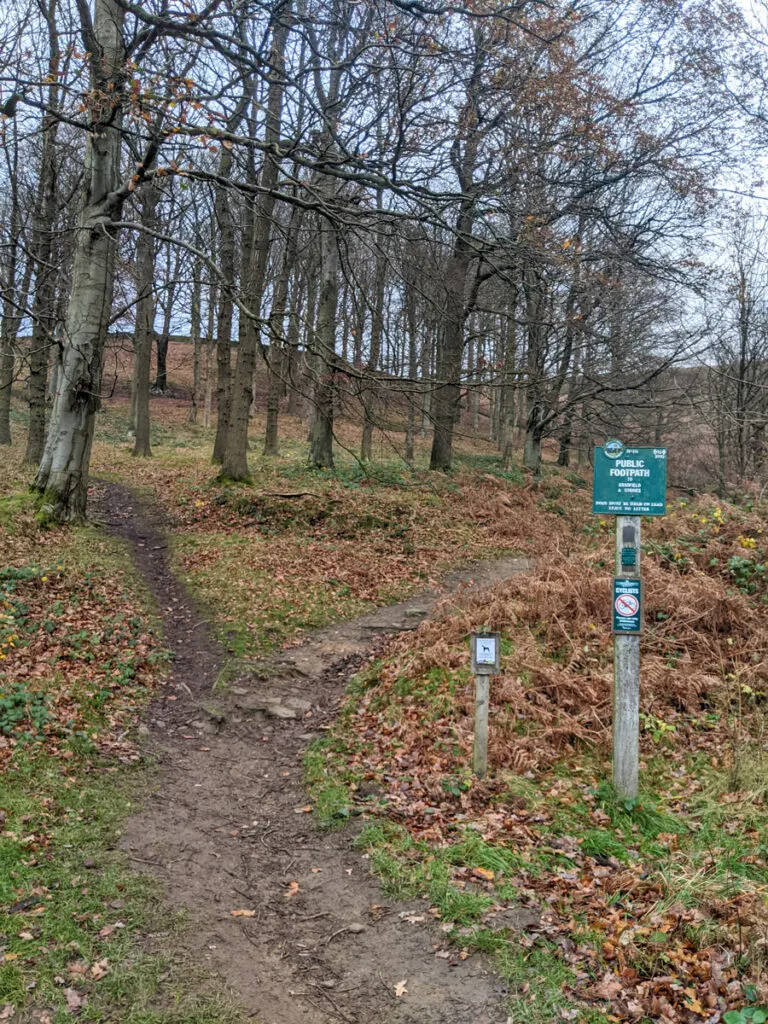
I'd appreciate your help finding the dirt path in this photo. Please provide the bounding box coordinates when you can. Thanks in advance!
[93,481,529,1024]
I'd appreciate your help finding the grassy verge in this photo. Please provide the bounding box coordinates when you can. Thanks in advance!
[0,478,244,1023]
[1,757,242,1024]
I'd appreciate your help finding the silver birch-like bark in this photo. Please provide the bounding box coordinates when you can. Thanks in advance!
[34,0,126,522]
[0,116,22,446]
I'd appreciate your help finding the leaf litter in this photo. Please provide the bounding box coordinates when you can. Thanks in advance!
[317,494,768,1023]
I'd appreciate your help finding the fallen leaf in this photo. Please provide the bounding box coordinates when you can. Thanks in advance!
[399,912,425,925]
[394,980,408,998]
[90,958,109,980]
[0,1006,14,1021]
[65,988,85,1011]
[230,909,256,918]
[284,882,300,898]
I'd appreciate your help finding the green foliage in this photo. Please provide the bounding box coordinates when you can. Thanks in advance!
[639,711,677,745]
[727,555,767,597]
[724,1009,768,1024]
[283,457,415,488]
[451,451,525,483]
[0,681,50,738]
[303,738,357,829]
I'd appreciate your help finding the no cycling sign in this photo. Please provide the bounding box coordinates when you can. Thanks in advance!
[612,578,642,634]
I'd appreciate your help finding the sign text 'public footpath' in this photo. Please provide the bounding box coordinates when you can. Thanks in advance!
[592,439,667,803]
[593,446,668,516]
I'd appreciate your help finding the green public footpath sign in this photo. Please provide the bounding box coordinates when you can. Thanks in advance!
[593,443,667,516]
[613,578,642,633]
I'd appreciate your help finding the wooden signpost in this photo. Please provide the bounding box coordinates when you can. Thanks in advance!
[470,632,501,779]
[592,441,667,802]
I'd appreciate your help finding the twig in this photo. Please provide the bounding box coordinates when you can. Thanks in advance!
[262,491,318,498]
[310,984,356,1023]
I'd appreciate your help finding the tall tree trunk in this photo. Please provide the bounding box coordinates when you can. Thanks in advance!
[189,260,202,423]
[429,234,472,471]
[404,267,418,465]
[309,214,338,469]
[264,204,302,456]
[211,97,248,464]
[0,113,23,446]
[361,196,385,461]
[428,55,481,472]
[736,269,749,481]
[501,285,518,467]
[153,246,179,393]
[25,0,61,464]
[285,278,303,417]
[420,324,432,438]
[133,184,157,457]
[522,260,547,477]
[0,316,15,448]
[33,0,126,522]
[203,281,216,429]
[222,6,292,479]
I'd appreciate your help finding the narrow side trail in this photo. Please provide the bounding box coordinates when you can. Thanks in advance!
[93,481,529,1024]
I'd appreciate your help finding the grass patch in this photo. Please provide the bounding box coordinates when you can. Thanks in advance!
[173,532,375,655]
[0,754,243,1023]
[353,821,609,1021]
[303,738,361,830]
[0,492,242,1022]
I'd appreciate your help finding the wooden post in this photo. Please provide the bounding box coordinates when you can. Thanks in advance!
[613,515,641,801]
[474,675,489,779]
[470,632,500,779]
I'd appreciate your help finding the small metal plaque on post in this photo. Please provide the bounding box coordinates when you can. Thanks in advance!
[471,632,501,675]
[470,632,500,779]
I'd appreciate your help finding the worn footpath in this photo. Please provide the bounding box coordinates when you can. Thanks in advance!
[92,482,529,1024]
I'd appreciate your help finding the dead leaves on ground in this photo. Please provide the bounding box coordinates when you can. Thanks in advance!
[0,559,160,770]
[327,497,768,1023]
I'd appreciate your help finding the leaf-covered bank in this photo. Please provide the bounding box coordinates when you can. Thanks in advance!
[308,496,768,1023]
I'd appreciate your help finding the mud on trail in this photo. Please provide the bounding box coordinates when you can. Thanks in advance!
[92,481,529,1024]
